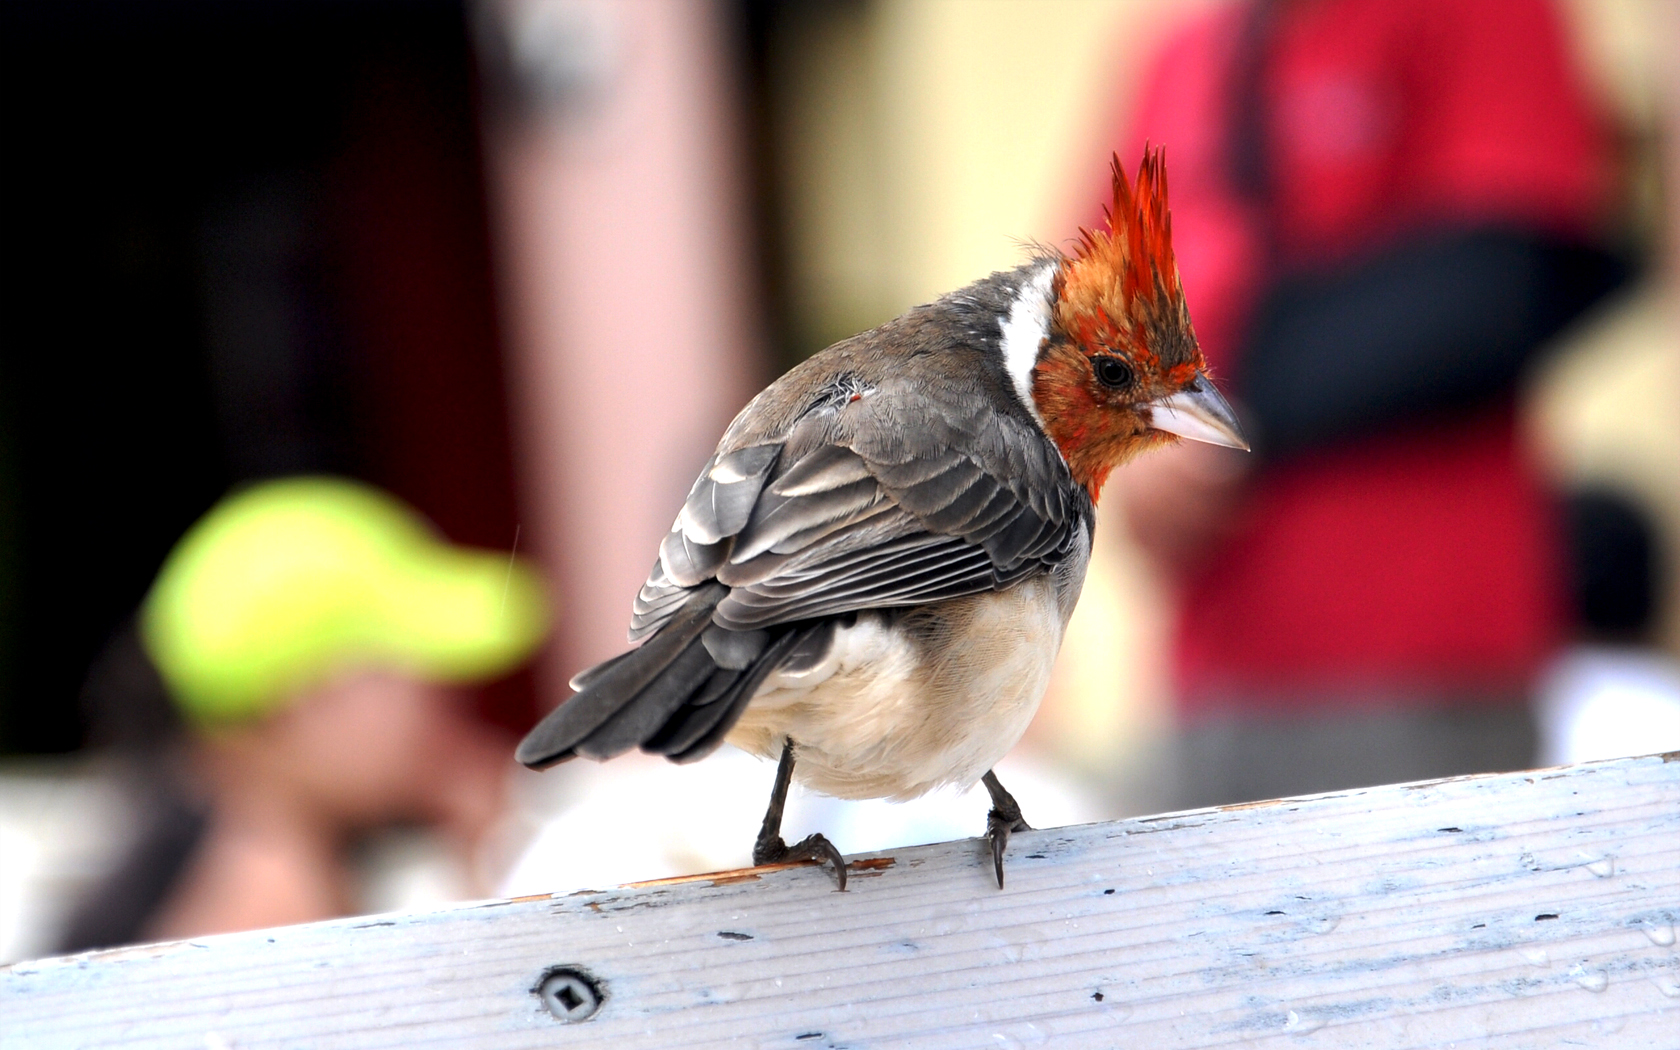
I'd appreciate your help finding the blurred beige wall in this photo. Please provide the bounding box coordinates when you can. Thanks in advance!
[1530,0,1680,652]
[770,0,1204,356]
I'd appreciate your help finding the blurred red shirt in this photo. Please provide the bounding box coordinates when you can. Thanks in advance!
[1122,0,1614,712]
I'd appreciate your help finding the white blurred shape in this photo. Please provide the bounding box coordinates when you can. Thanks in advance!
[1534,645,1680,766]
[0,764,137,963]
[502,0,620,111]
[355,828,475,916]
[0,823,40,962]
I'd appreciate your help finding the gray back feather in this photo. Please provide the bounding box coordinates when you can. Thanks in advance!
[628,263,1092,642]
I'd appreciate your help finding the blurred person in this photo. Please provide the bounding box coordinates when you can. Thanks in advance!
[1106,0,1628,806]
[1534,489,1680,765]
[57,477,547,952]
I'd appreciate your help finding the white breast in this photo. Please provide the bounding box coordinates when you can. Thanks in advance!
[725,576,1069,801]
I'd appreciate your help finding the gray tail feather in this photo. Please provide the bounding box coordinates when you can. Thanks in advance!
[515,583,811,770]
[644,627,808,763]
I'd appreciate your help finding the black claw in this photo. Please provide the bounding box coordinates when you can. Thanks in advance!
[985,809,1030,888]
[991,821,1007,888]
[758,832,848,891]
[797,834,849,892]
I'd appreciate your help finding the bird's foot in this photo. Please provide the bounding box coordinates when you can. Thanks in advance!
[981,769,1032,889]
[754,832,848,890]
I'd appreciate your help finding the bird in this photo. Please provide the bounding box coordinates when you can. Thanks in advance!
[517,148,1247,890]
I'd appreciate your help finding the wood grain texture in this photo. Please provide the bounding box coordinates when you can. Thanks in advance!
[6,753,1678,1049]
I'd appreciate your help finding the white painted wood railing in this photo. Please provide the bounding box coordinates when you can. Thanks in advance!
[5,752,1677,1048]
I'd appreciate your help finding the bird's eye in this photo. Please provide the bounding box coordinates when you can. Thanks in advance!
[1092,355,1134,390]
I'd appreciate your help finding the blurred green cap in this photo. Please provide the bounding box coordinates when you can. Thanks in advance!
[140,476,550,726]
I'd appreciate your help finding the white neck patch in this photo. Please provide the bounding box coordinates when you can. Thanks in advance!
[998,260,1059,431]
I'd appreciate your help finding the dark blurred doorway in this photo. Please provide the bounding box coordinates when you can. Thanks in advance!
[0,0,531,753]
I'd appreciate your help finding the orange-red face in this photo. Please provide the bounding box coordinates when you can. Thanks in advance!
[1031,149,1222,500]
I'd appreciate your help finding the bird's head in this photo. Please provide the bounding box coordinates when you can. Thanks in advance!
[1025,148,1247,501]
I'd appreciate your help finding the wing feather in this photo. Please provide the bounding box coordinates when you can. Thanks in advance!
[732,477,884,563]
[624,378,1089,642]
[676,445,779,544]
[769,445,875,496]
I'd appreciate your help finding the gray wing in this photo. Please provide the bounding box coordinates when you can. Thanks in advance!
[631,375,1089,639]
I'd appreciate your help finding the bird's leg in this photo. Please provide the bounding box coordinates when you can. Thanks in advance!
[753,737,847,890]
[982,769,1032,889]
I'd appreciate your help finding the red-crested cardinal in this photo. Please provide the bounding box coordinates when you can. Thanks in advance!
[517,149,1247,889]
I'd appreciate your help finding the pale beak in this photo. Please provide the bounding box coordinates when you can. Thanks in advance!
[1146,372,1250,450]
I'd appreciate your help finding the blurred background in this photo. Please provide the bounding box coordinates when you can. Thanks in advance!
[1,0,1676,962]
